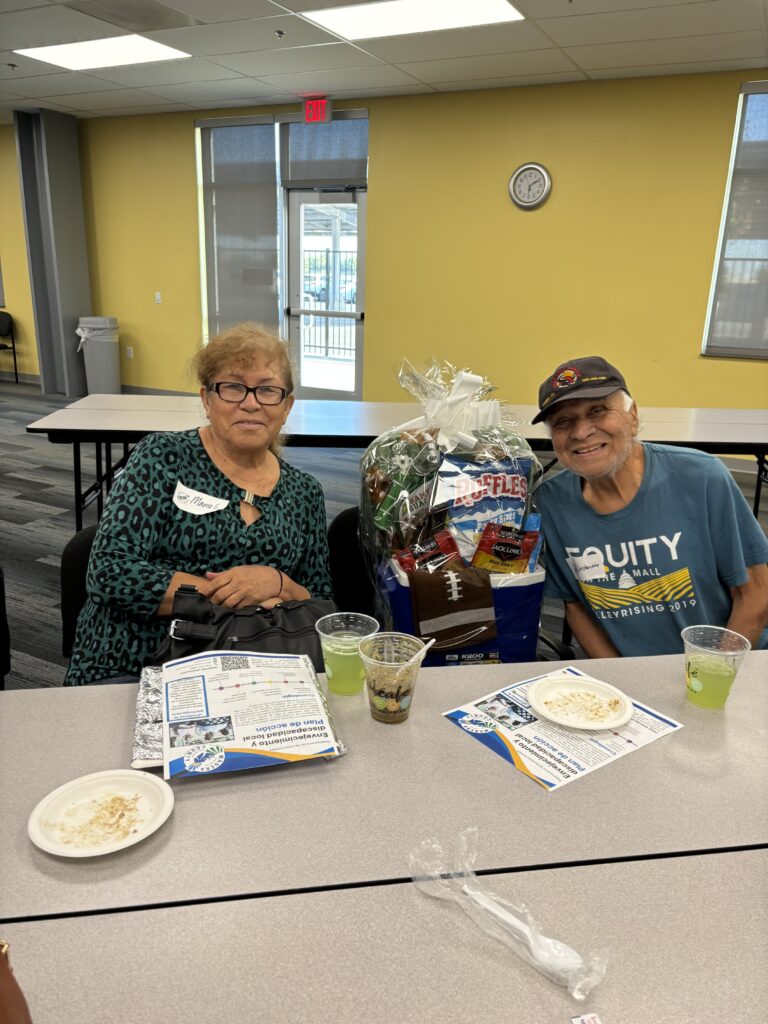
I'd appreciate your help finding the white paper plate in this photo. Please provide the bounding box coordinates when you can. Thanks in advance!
[28,769,174,858]
[527,673,634,730]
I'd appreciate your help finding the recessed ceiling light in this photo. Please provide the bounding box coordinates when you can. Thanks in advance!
[13,34,191,71]
[303,0,524,40]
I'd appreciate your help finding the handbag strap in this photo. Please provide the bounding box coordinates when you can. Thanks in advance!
[169,619,219,641]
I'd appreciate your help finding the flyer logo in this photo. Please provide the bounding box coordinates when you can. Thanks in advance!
[458,713,496,734]
[183,744,225,773]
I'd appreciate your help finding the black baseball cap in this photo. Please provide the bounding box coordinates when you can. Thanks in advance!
[532,356,630,424]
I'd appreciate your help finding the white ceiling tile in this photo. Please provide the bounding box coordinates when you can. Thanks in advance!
[258,64,422,92]
[514,0,717,16]
[539,0,763,48]
[357,20,552,63]
[0,86,25,100]
[46,88,183,110]
[0,50,68,79]
[0,6,129,50]
[431,70,589,91]
[4,71,124,97]
[277,0,377,9]
[210,42,383,76]
[566,29,766,69]
[587,56,768,79]
[85,57,243,87]
[190,95,298,109]
[399,48,577,84]
[0,0,47,12]
[330,83,437,98]
[144,15,337,56]
[80,104,197,117]
[6,96,83,112]
[160,0,278,22]
[145,77,289,101]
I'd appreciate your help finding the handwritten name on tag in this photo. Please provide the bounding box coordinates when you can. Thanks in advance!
[567,553,607,583]
[173,481,229,516]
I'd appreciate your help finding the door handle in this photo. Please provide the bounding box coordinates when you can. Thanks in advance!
[286,308,364,321]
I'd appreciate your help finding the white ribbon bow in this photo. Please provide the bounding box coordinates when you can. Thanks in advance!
[400,371,500,452]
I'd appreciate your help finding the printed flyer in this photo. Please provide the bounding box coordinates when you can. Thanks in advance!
[444,666,682,791]
[161,650,343,780]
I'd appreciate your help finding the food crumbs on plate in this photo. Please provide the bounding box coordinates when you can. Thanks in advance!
[43,792,142,847]
[543,690,621,722]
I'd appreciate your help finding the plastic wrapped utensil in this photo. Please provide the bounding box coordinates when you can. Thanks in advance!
[409,828,606,1000]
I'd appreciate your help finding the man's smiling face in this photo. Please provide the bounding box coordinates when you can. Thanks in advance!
[547,391,639,480]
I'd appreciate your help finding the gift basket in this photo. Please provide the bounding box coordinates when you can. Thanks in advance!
[360,361,545,668]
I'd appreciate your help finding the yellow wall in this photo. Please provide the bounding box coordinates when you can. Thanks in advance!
[9,68,768,405]
[0,125,38,377]
[79,112,202,391]
[363,71,768,406]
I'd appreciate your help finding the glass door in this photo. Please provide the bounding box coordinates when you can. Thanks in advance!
[286,189,365,400]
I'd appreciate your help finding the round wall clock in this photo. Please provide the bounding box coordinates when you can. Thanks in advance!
[509,162,551,209]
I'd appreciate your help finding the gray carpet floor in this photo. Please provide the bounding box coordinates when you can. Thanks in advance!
[1,381,764,689]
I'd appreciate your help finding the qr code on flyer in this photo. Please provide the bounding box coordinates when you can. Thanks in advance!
[219,655,253,671]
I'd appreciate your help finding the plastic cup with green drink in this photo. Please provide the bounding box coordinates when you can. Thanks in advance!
[315,613,379,696]
[681,625,751,709]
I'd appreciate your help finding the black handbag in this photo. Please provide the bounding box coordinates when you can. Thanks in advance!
[150,586,337,673]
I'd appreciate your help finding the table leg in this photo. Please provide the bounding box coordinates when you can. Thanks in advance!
[73,443,83,533]
[95,444,104,518]
[105,442,113,494]
[753,453,766,518]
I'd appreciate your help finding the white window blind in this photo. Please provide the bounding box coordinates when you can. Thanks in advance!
[199,121,280,339]
[703,84,768,360]
[198,113,368,341]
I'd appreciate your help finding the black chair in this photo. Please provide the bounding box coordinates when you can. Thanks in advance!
[60,525,97,657]
[0,312,19,383]
[327,506,376,616]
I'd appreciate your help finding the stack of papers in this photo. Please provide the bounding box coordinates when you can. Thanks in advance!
[160,650,344,780]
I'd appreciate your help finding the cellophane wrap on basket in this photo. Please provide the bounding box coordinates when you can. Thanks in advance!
[360,361,544,667]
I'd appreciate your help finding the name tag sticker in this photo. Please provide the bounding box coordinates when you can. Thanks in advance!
[571,1015,603,1024]
[567,554,607,583]
[173,481,229,516]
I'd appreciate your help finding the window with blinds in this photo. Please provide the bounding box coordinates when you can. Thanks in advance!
[703,84,768,360]
[197,113,368,342]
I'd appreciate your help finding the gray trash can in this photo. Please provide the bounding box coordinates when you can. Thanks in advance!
[76,316,120,394]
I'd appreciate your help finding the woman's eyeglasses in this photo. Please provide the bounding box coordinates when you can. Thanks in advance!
[209,382,289,405]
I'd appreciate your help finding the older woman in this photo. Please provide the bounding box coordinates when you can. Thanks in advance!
[64,323,332,685]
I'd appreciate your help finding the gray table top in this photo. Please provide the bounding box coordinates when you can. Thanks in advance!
[3,850,765,1023]
[26,396,768,451]
[2,653,766,922]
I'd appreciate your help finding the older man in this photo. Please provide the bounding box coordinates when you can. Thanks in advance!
[533,356,768,657]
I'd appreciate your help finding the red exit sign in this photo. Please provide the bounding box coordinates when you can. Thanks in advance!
[303,97,332,124]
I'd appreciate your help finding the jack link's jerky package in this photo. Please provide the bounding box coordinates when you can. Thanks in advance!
[360,361,545,666]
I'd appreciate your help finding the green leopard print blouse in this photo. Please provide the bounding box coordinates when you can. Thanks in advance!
[64,430,333,685]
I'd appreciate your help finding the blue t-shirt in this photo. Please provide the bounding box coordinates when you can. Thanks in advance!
[537,443,768,655]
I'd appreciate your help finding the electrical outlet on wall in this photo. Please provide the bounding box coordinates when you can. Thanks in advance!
[154,291,162,304]
[125,346,134,359]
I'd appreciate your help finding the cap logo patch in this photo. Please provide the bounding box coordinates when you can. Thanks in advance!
[553,368,580,390]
